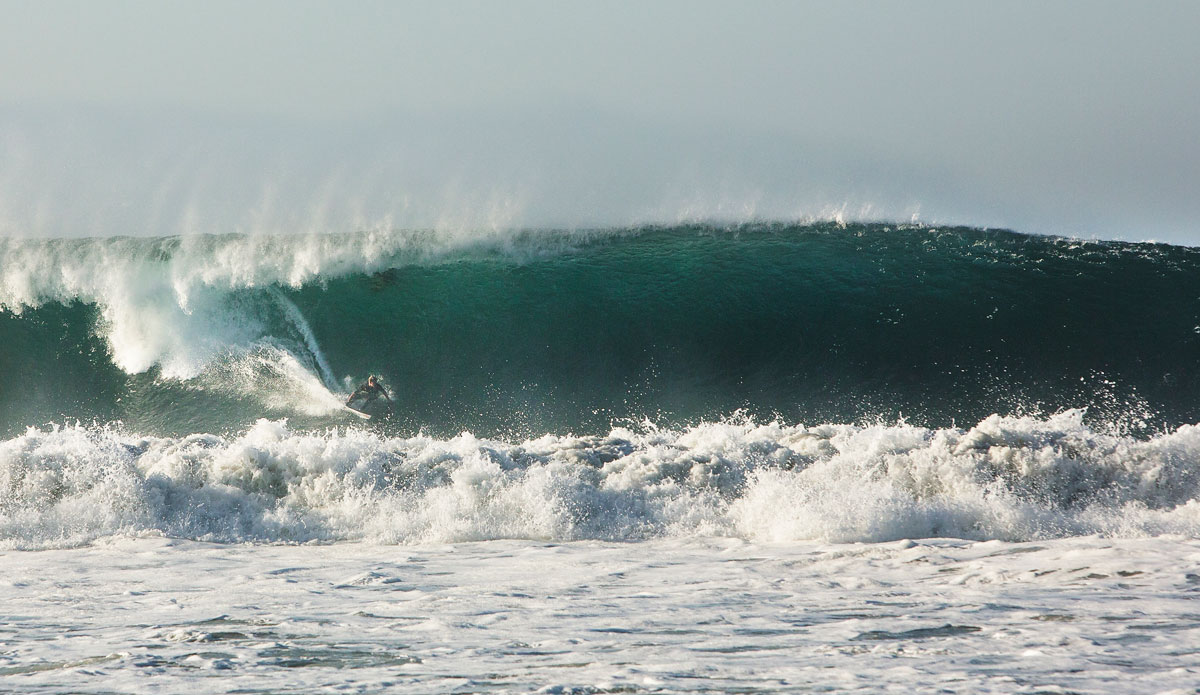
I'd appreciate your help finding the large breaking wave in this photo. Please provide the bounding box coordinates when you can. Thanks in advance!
[2,222,1199,546]
[3,223,1199,437]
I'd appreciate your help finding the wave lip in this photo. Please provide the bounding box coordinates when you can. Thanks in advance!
[0,231,438,377]
[3,411,1199,550]
[0,226,620,385]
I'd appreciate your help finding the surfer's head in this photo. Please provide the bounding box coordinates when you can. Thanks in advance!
[368,375,377,385]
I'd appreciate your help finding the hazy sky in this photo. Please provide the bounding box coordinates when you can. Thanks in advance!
[2,1,1198,242]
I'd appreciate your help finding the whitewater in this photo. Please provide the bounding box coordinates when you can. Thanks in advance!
[3,223,1200,693]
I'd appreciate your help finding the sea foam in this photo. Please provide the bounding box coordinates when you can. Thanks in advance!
[3,411,1198,550]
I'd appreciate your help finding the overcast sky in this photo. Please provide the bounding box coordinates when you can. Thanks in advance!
[2,0,1198,243]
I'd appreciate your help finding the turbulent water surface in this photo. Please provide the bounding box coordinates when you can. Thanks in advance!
[2,223,1199,693]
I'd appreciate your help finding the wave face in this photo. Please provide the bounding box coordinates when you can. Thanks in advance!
[3,223,1198,437]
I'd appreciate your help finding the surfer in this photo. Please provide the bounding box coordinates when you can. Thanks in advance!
[346,375,392,410]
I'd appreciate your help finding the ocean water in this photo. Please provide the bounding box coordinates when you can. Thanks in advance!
[3,222,1200,693]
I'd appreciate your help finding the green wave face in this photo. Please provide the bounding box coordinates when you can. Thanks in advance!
[3,223,1199,437]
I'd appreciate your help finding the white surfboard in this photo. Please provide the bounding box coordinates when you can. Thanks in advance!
[344,405,371,420]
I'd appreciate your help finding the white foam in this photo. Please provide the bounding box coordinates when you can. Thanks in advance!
[3,411,1199,550]
[197,342,349,417]
[5,534,1200,693]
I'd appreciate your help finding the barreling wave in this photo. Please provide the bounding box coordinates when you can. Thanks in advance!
[3,222,1200,546]
[3,222,1198,437]
[3,411,1200,550]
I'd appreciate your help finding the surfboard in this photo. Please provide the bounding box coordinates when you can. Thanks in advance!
[344,405,371,420]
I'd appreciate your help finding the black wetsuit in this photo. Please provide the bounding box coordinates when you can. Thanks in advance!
[348,381,390,407]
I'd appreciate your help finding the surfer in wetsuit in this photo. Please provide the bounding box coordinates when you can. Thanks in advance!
[347,375,392,410]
